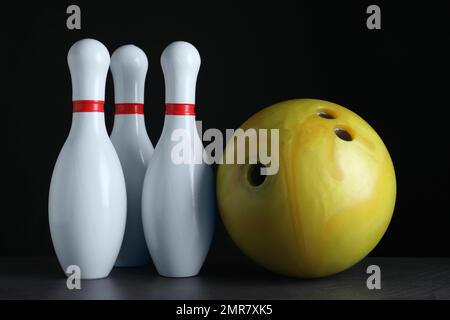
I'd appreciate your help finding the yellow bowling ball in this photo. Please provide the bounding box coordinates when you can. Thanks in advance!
[217,99,396,278]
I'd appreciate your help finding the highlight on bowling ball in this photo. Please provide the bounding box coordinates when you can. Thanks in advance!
[216,99,396,278]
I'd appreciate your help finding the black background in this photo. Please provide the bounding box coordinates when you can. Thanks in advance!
[1,1,449,258]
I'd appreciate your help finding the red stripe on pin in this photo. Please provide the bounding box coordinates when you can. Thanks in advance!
[73,100,105,113]
[165,103,195,116]
[115,103,144,114]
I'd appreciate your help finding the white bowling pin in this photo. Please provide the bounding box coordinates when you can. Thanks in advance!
[49,39,127,280]
[142,41,215,278]
[110,45,154,267]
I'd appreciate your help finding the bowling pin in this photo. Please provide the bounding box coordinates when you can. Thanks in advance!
[110,45,154,267]
[49,39,127,280]
[142,41,215,278]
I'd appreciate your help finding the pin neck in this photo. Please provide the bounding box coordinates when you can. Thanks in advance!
[69,110,107,138]
[111,108,148,138]
[165,103,195,116]
[161,111,198,139]
[115,103,144,115]
[72,100,104,113]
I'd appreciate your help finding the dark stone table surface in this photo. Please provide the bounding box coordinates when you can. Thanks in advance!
[0,256,449,300]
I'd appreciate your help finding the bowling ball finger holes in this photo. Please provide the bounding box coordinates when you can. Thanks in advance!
[317,109,336,119]
[247,162,267,187]
[315,109,353,141]
[334,126,353,141]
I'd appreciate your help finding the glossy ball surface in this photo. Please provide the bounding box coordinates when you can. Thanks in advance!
[217,99,396,278]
